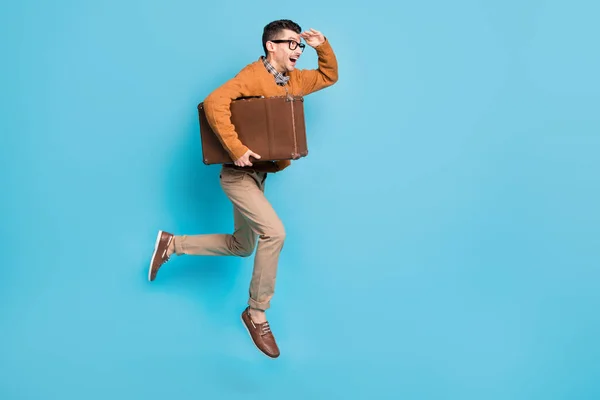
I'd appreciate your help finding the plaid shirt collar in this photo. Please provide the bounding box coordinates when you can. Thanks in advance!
[261,56,290,86]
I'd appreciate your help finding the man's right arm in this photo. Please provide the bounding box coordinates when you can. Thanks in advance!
[203,68,253,161]
[297,35,338,96]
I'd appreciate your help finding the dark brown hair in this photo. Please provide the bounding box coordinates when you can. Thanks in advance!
[262,19,302,56]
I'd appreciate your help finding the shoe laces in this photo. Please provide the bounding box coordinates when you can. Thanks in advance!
[162,238,173,263]
[261,322,272,335]
[161,248,171,264]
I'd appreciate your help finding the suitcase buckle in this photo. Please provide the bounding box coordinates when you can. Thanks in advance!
[285,96,304,102]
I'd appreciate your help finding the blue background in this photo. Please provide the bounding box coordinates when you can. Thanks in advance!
[1,0,599,399]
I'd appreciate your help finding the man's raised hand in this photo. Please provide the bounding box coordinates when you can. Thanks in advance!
[300,28,325,48]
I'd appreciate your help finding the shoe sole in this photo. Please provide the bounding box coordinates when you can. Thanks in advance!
[148,230,164,281]
[241,314,278,359]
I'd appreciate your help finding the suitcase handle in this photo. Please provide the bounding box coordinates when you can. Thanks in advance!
[235,96,265,101]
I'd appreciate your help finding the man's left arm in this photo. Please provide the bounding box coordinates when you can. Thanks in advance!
[297,29,339,95]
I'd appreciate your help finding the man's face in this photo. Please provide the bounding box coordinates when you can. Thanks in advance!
[267,29,303,74]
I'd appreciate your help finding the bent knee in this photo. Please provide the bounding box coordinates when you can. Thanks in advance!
[232,241,255,257]
[237,248,254,257]
[228,236,256,257]
[260,226,286,243]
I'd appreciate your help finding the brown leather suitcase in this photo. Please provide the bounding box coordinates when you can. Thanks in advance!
[197,95,308,165]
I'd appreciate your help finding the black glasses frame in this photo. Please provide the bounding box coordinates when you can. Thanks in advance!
[270,39,306,52]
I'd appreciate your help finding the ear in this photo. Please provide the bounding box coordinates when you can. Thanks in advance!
[265,41,276,53]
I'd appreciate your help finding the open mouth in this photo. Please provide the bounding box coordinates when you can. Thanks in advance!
[289,57,298,64]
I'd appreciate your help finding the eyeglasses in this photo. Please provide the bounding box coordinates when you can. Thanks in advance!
[270,39,305,52]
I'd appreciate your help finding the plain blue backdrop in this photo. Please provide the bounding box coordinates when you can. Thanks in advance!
[1,0,599,399]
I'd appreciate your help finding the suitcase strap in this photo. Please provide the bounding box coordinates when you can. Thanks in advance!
[285,89,300,160]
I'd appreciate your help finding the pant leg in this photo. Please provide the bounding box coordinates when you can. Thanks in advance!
[219,167,285,311]
[172,204,257,257]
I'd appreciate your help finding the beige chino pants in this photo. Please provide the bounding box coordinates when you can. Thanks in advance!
[172,165,285,311]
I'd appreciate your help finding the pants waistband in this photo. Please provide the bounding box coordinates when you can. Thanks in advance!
[222,164,268,184]
[223,164,266,173]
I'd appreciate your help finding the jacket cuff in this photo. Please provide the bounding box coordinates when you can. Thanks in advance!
[228,142,248,161]
[315,37,331,51]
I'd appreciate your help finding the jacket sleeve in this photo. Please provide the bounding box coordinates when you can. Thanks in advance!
[202,67,255,161]
[297,38,339,95]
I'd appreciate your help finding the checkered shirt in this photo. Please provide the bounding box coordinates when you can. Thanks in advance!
[261,56,290,86]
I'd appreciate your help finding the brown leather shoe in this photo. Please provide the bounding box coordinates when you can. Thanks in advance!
[241,307,280,358]
[148,230,174,281]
